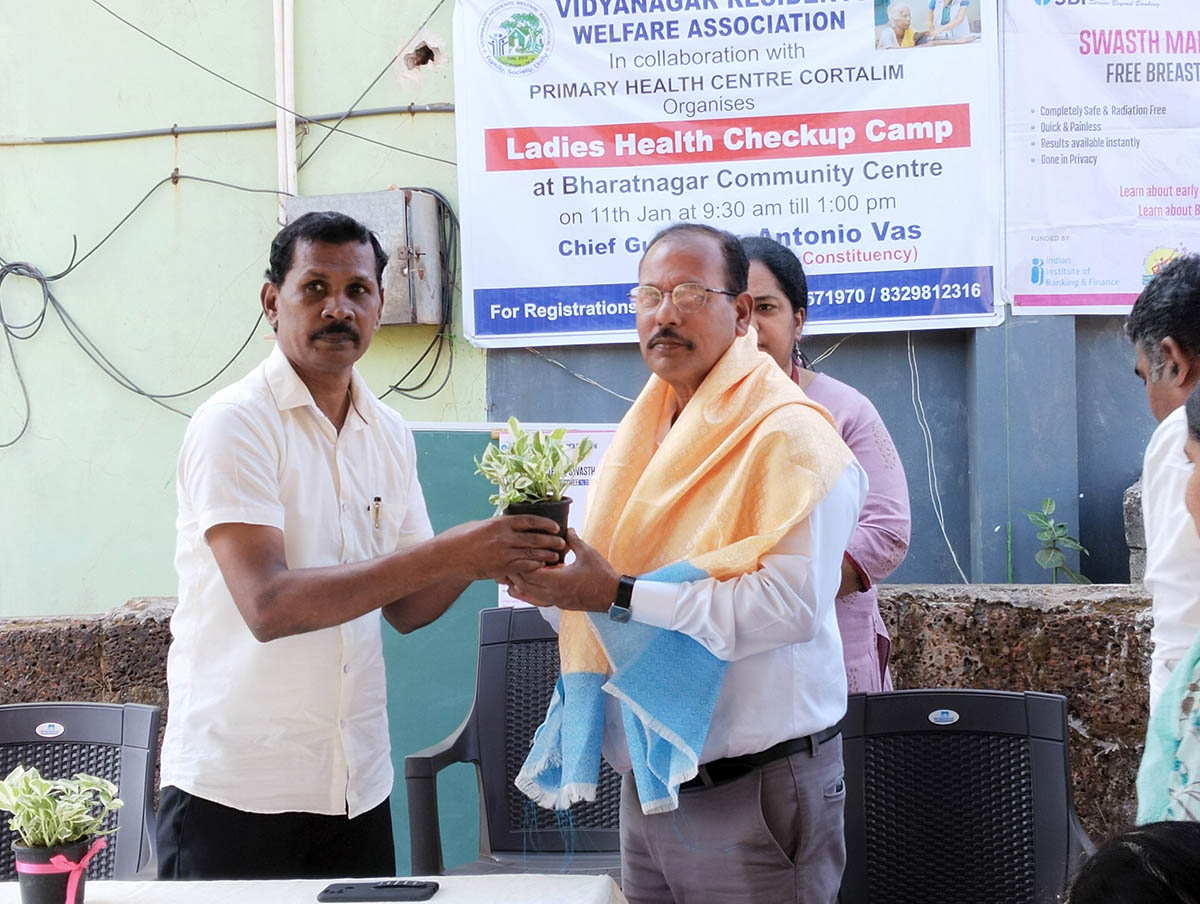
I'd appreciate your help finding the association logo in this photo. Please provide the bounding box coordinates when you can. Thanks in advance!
[478,1,553,76]
[1030,258,1045,285]
[1144,246,1185,285]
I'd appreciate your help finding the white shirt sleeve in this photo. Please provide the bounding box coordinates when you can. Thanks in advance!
[179,402,285,537]
[395,423,436,545]
[628,461,866,662]
[1144,407,1200,705]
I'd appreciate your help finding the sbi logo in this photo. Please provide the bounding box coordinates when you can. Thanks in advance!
[1036,0,1086,5]
[1033,0,1052,5]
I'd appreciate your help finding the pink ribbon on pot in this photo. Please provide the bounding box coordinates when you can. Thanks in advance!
[15,837,106,904]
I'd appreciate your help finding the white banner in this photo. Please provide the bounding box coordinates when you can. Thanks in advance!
[454,0,1004,347]
[1004,0,1200,315]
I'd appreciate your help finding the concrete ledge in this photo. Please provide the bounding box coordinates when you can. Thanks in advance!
[2,587,1153,842]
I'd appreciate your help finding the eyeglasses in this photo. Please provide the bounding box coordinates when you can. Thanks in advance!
[628,283,737,314]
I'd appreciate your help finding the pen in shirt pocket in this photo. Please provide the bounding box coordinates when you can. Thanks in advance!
[372,496,381,529]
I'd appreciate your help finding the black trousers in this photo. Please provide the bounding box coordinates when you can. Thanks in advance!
[156,786,396,880]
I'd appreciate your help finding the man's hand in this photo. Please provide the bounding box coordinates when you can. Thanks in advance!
[505,530,620,613]
[439,515,566,581]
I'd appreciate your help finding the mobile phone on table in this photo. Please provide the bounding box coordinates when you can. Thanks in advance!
[316,879,439,901]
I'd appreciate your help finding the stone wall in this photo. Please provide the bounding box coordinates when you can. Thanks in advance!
[0,597,173,789]
[1,586,1152,843]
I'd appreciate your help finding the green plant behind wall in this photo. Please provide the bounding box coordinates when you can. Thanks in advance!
[1024,497,1090,584]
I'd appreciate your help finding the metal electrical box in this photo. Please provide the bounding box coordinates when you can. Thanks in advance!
[284,189,445,325]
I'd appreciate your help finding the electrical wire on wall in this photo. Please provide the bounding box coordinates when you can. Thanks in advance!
[521,347,636,404]
[1,173,469,448]
[907,332,970,583]
[3,5,467,449]
[0,172,286,447]
[379,188,460,402]
[86,0,455,169]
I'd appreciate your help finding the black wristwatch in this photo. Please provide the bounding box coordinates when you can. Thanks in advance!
[608,575,637,623]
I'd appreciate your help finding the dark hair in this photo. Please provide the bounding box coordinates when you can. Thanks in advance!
[740,235,808,313]
[1068,821,1200,904]
[1188,382,1200,444]
[641,223,749,294]
[265,210,389,286]
[1126,253,1200,378]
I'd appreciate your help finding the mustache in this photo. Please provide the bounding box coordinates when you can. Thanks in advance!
[648,328,693,349]
[310,323,360,344]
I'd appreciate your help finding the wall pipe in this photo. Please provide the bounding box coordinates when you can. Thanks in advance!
[273,0,296,223]
[0,105,455,148]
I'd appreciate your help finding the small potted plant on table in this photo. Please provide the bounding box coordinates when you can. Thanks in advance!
[0,766,122,904]
[476,417,595,563]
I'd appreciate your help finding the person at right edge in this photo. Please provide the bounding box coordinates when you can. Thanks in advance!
[742,236,911,693]
[1124,253,1200,713]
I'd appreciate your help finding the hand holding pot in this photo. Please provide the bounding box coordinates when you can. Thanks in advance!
[505,530,620,613]
[441,515,565,581]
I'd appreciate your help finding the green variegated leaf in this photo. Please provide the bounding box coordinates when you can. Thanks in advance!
[476,417,596,506]
[0,767,123,847]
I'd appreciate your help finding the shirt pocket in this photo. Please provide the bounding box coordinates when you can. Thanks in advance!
[369,500,424,558]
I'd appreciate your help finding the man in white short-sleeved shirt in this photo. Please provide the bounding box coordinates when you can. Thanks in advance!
[1126,254,1200,709]
[157,211,564,881]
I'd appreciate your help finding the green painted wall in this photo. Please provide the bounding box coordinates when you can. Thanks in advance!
[1,3,484,616]
[385,429,500,873]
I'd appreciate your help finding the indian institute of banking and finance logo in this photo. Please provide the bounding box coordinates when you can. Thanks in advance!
[479,0,554,75]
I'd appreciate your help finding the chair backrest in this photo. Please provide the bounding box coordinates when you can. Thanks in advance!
[0,702,160,880]
[840,689,1088,904]
[473,606,620,857]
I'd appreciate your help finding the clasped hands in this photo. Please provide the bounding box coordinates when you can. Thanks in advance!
[442,517,617,611]
[505,528,620,614]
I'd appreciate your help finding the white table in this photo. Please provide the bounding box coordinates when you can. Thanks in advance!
[0,875,627,904]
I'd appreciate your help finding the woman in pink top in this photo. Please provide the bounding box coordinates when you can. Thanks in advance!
[742,236,912,692]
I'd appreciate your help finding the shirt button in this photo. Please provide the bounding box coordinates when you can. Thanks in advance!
[339,719,347,729]
[343,664,351,675]
[341,502,348,513]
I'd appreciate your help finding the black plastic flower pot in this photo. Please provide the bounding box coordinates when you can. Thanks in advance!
[12,838,92,904]
[504,497,571,564]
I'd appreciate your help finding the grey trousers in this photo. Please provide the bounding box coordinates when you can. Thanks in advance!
[619,736,846,904]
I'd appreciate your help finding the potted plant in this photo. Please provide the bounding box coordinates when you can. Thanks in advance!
[0,766,122,904]
[476,417,595,563]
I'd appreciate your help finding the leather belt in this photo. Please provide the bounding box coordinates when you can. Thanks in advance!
[679,722,843,792]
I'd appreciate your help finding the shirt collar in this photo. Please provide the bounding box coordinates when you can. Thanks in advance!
[264,344,374,430]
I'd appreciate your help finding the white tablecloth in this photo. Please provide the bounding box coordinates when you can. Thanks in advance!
[0,875,627,904]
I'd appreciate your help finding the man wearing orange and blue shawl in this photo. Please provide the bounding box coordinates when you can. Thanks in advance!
[506,223,867,904]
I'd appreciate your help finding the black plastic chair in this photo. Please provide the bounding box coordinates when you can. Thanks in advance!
[839,689,1093,904]
[0,702,160,880]
[406,606,620,877]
